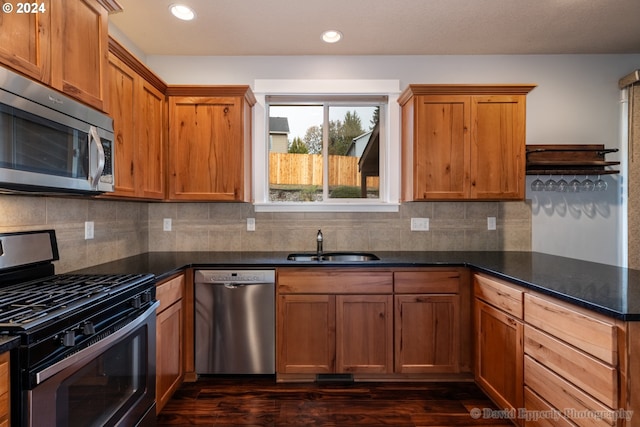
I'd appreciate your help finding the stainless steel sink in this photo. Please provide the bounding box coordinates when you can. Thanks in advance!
[287,252,380,262]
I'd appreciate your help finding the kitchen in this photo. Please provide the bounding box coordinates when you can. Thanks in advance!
[0,0,640,426]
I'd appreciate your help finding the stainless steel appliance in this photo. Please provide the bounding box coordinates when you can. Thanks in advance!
[195,269,275,375]
[0,230,157,426]
[0,66,114,194]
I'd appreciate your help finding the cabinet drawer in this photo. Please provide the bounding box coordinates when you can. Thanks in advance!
[525,356,615,427]
[277,269,393,294]
[394,270,460,294]
[156,275,185,312]
[524,325,617,408]
[524,386,576,427]
[524,294,616,365]
[474,273,523,319]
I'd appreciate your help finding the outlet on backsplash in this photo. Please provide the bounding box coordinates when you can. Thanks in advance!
[411,218,429,231]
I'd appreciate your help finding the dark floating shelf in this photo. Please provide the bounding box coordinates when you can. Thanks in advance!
[525,144,620,176]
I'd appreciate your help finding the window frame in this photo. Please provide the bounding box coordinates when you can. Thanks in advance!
[253,79,401,212]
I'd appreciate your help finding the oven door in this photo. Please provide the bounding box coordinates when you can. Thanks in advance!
[26,303,158,427]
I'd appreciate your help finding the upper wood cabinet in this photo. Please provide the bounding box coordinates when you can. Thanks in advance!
[107,39,166,200]
[167,87,255,201]
[0,0,51,83]
[0,0,117,112]
[51,0,110,111]
[398,85,535,201]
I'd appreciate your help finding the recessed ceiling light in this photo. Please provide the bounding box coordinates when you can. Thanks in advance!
[321,30,343,44]
[169,4,196,21]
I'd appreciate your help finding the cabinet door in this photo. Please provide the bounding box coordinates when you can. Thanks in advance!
[413,95,470,199]
[470,95,526,199]
[51,0,108,111]
[156,300,183,414]
[168,96,245,201]
[277,294,335,374]
[475,298,524,416]
[0,0,50,83]
[336,295,393,374]
[136,79,165,199]
[395,294,460,373]
[0,351,9,426]
[108,54,137,197]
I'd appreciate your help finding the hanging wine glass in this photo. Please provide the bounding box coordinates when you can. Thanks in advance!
[544,176,557,191]
[581,175,595,192]
[595,175,608,191]
[568,175,581,192]
[531,175,544,191]
[556,175,568,192]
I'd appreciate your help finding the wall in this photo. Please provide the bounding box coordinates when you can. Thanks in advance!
[147,53,640,266]
[0,195,148,273]
[147,201,531,253]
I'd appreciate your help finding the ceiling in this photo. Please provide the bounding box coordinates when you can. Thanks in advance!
[109,0,640,56]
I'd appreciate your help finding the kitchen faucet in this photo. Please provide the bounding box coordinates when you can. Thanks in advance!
[316,230,323,258]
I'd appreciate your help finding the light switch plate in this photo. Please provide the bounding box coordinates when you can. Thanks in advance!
[247,218,256,231]
[163,218,172,231]
[84,221,94,240]
[410,217,429,231]
[487,217,497,230]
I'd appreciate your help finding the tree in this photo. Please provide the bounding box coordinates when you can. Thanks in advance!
[370,107,380,130]
[303,126,322,154]
[288,137,308,154]
[303,110,366,155]
[328,110,365,155]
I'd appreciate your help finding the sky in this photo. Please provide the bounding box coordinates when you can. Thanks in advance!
[269,105,376,141]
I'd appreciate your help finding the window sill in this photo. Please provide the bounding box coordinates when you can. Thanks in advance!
[253,202,400,213]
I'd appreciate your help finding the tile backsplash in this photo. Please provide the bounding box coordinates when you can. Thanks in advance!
[0,195,531,273]
[148,201,531,254]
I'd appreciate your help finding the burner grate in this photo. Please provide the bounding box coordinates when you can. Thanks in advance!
[0,273,150,326]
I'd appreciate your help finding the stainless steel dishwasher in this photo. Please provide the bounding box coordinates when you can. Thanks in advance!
[195,269,275,374]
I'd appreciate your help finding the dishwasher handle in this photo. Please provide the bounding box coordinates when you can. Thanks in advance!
[224,283,244,289]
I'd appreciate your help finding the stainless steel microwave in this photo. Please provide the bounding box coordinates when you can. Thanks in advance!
[0,66,114,195]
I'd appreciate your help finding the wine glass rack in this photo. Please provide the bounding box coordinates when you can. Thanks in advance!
[525,144,620,176]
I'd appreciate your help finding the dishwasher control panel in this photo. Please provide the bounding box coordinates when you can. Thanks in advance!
[195,269,275,284]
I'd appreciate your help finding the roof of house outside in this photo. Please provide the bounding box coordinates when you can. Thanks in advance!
[269,117,290,134]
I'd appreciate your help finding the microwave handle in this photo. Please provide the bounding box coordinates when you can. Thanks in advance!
[88,126,105,190]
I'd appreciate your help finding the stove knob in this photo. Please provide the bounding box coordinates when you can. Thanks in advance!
[62,330,75,347]
[82,322,95,335]
[131,295,142,309]
[141,292,152,303]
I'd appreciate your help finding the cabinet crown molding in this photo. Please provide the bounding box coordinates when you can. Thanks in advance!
[398,84,537,105]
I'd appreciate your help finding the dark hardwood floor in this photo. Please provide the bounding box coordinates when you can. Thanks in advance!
[157,376,514,426]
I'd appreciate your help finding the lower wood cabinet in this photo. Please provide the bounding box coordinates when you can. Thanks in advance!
[473,273,524,425]
[276,269,393,378]
[0,352,9,427]
[156,274,185,413]
[394,269,466,374]
[336,294,393,373]
[276,267,467,381]
[277,294,335,374]
[523,293,621,427]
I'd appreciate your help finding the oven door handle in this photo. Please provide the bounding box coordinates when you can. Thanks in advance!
[35,301,159,385]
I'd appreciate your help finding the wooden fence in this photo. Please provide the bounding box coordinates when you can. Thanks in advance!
[269,152,378,188]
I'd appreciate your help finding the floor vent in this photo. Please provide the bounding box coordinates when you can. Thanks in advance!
[315,374,354,383]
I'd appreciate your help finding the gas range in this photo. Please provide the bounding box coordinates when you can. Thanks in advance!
[0,230,158,426]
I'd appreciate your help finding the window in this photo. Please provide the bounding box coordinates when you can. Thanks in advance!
[253,80,401,212]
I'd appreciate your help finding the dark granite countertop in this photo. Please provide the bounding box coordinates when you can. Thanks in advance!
[0,335,20,354]
[72,251,640,321]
